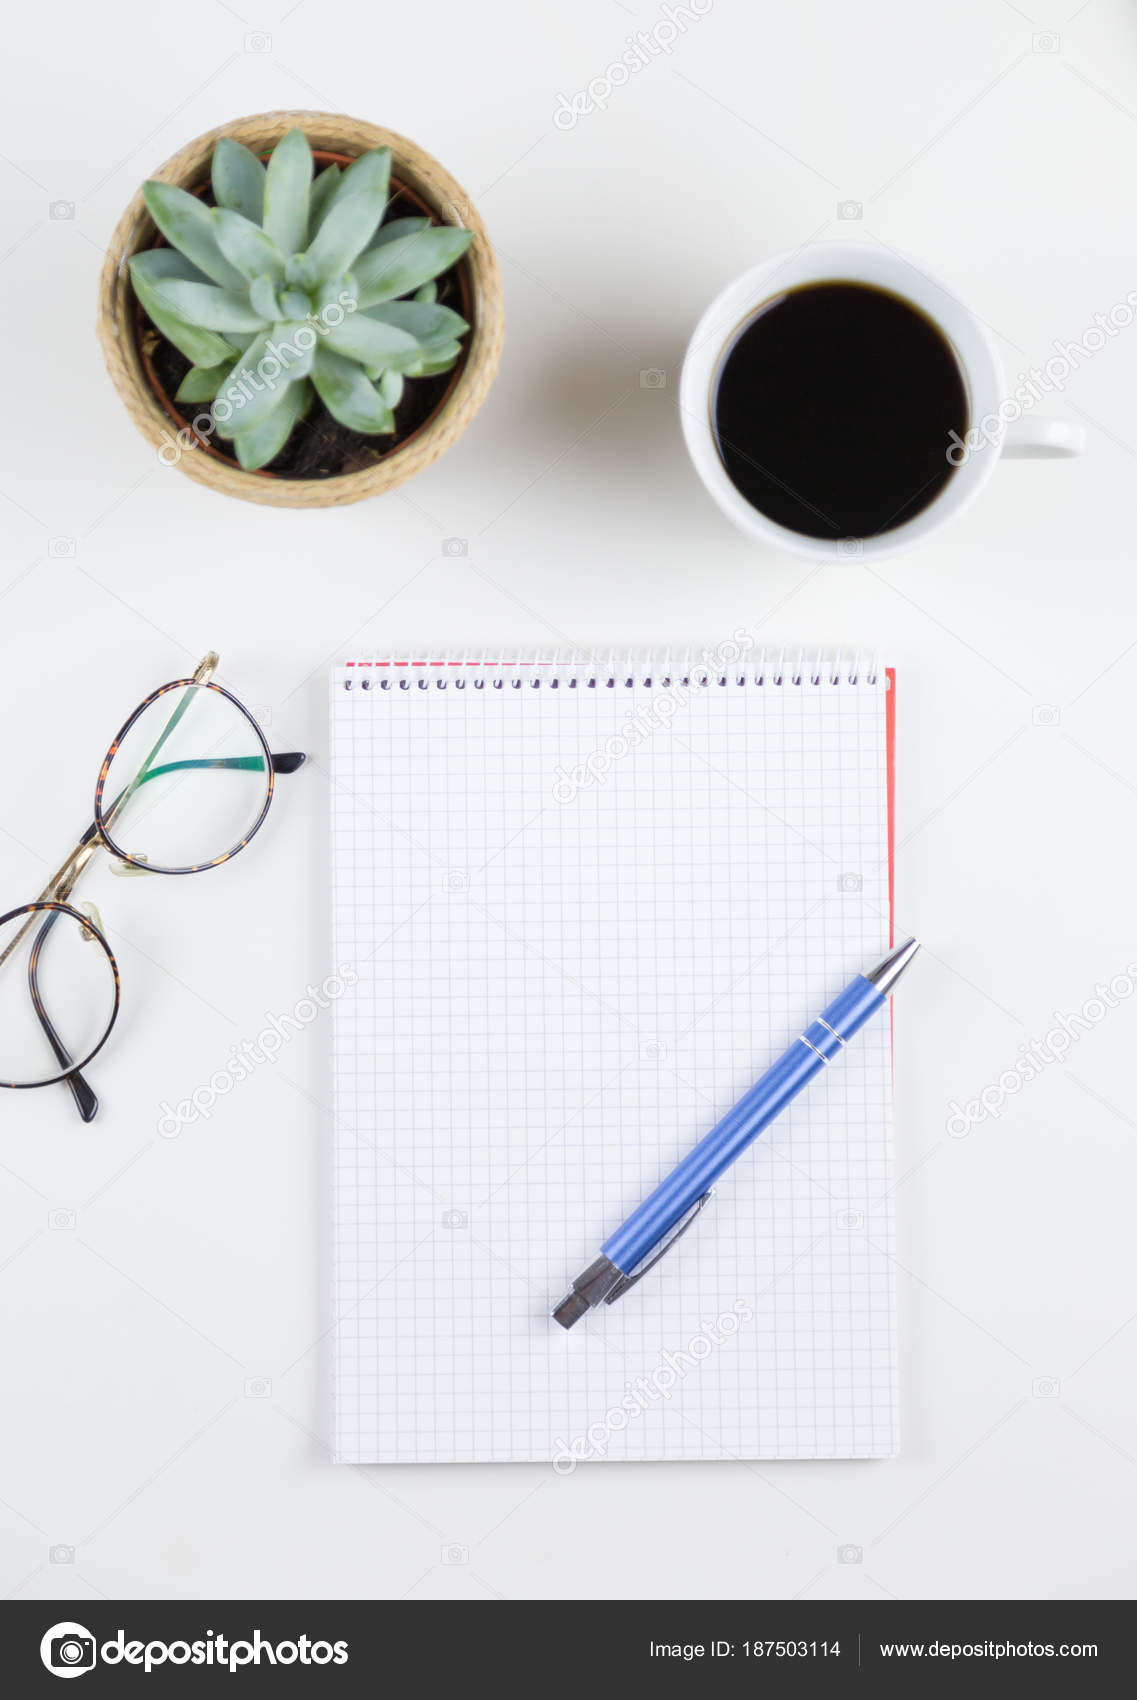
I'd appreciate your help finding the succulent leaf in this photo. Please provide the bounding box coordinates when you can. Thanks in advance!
[268,320,316,381]
[212,208,283,281]
[311,346,395,434]
[284,253,319,292]
[213,331,295,438]
[334,148,392,206]
[315,274,354,314]
[212,138,266,223]
[130,265,241,366]
[413,280,437,304]
[262,128,312,260]
[174,363,228,404]
[231,377,312,470]
[147,279,269,333]
[379,368,404,409]
[144,306,239,370]
[416,347,461,376]
[365,215,429,252]
[279,287,311,320]
[130,249,211,286]
[304,185,389,281]
[385,340,461,376]
[321,313,420,366]
[142,182,247,291]
[364,301,468,344]
[307,165,342,237]
[249,274,283,322]
[352,228,473,308]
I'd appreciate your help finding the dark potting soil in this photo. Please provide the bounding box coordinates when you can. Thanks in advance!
[142,188,470,481]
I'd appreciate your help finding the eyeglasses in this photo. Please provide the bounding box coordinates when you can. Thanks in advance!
[0,651,305,1120]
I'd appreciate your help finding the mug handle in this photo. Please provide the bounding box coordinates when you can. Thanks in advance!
[1002,418,1086,459]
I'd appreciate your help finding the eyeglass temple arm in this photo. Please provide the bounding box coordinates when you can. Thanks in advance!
[27,905,99,1122]
[124,753,307,788]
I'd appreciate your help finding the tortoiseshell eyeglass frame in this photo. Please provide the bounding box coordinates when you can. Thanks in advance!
[0,651,306,1121]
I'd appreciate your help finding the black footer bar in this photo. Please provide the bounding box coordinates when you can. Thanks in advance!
[5,1599,1133,1692]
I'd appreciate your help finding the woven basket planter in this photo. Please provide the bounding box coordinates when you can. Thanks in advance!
[97,110,504,508]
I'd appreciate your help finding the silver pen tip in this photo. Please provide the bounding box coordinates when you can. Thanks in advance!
[552,1291,590,1330]
[864,936,920,995]
[552,1255,625,1329]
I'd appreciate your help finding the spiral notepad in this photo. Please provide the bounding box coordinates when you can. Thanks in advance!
[330,651,898,1463]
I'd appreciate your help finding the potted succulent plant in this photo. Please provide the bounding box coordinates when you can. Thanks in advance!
[97,111,503,507]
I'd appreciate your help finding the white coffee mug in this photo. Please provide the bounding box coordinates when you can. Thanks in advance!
[679,240,1085,562]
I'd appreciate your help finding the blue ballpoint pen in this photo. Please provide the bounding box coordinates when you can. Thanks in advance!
[552,936,920,1329]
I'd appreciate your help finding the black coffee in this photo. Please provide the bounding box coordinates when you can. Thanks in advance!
[711,280,968,540]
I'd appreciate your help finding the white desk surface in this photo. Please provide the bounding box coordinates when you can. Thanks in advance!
[2,0,1135,1601]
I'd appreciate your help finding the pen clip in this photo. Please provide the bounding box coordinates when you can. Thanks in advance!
[603,1189,715,1305]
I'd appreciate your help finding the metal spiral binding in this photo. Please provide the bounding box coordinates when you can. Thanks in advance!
[342,648,882,689]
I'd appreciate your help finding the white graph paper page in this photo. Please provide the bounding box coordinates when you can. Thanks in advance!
[330,655,897,1463]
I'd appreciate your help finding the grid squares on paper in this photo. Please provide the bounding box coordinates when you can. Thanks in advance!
[330,659,897,1463]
